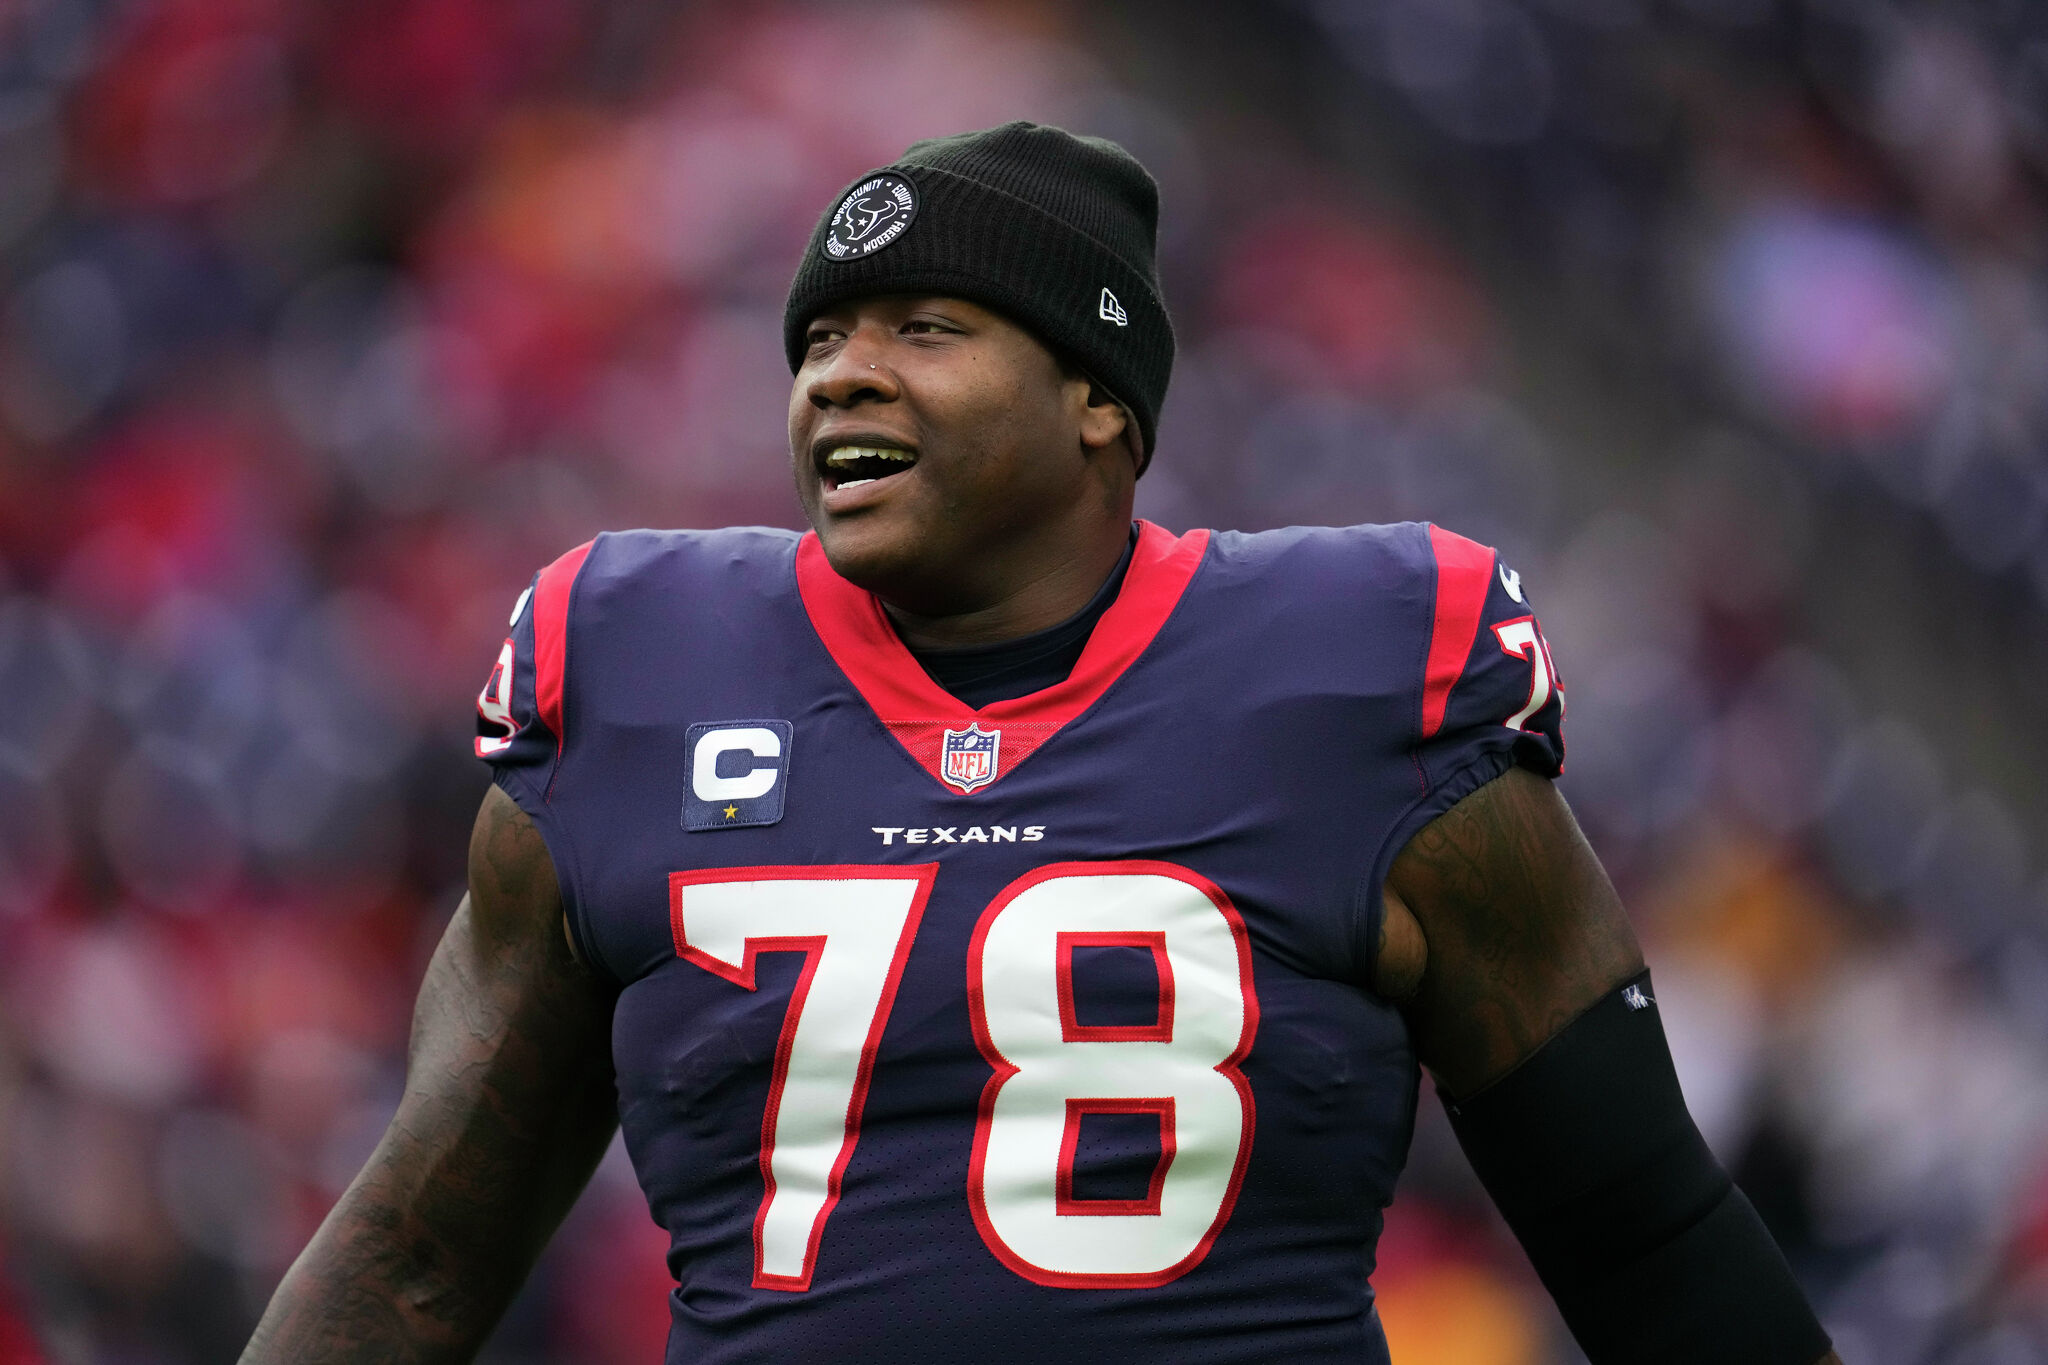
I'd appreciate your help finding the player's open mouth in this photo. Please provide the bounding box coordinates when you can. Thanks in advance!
[820,444,917,494]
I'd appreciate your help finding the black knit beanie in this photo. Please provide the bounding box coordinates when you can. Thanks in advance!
[783,121,1173,464]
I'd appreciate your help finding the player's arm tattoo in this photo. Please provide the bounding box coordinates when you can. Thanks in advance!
[1385,766,1643,1099]
[240,783,619,1364]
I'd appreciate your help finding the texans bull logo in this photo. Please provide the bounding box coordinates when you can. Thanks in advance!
[824,173,918,260]
[840,192,901,242]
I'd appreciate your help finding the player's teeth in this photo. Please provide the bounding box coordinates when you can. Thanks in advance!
[837,478,875,490]
[825,446,914,466]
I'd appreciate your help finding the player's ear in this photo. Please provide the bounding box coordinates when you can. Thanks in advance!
[1054,347,1137,471]
[1065,374,1132,479]
[1076,379,1129,454]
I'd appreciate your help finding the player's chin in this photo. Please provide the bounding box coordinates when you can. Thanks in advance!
[807,507,930,593]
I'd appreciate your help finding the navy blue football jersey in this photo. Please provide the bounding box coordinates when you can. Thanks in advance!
[475,520,1564,1363]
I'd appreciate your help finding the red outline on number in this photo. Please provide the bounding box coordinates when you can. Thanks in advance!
[473,637,516,758]
[966,860,1261,1289]
[1055,1097,1176,1216]
[668,863,938,1293]
[1056,931,1173,1043]
[1492,614,1550,733]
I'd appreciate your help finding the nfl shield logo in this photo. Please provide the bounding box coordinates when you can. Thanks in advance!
[941,723,1001,794]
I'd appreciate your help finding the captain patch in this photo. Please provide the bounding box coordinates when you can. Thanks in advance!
[684,721,793,830]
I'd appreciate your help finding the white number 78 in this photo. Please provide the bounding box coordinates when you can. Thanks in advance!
[668,861,1258,1293]
[1492,616,1560,732]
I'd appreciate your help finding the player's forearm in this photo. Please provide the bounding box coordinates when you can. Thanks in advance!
[241,1014,617,1362]
[241,987,615,1360]
[242,1034,616,1363]
[1392,774,1832,1362]
[244,801,620,1364]
[239,1139,528,1364]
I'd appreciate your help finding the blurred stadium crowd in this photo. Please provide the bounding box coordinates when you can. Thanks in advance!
[0,0,2045,1361]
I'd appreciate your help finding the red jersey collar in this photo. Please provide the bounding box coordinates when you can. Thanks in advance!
[795,521,1209,794]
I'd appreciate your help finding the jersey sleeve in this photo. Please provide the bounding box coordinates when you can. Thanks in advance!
[1383,523,1567,859]
[474,540,595,798]
[472,539,603,968]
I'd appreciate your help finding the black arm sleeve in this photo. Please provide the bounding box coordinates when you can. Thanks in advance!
[1442,972,1831,1365]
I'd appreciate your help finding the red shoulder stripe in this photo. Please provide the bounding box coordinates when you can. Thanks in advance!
[533,539,594,756]
[1420,525,1496,741]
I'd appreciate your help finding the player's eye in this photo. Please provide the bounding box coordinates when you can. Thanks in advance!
[805,325,845,349]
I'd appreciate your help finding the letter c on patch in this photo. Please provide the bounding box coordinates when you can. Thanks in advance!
[691,727,783,802]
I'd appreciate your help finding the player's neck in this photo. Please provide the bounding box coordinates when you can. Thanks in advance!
[881,521,1134,651]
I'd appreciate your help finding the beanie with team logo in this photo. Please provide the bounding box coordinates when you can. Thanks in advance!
[782,120,1174,467]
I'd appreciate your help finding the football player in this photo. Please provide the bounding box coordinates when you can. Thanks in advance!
[243,123,1840,1364]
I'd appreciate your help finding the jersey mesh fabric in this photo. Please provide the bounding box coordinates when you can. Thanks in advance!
[473,520,1566,1364]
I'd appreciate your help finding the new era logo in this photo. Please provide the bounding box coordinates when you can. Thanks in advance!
[1098,287,1128,326]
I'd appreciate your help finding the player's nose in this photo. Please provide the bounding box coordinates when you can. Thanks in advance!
[806,329,901,410]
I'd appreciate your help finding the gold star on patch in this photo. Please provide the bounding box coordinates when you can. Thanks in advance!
[723,804,739,819]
